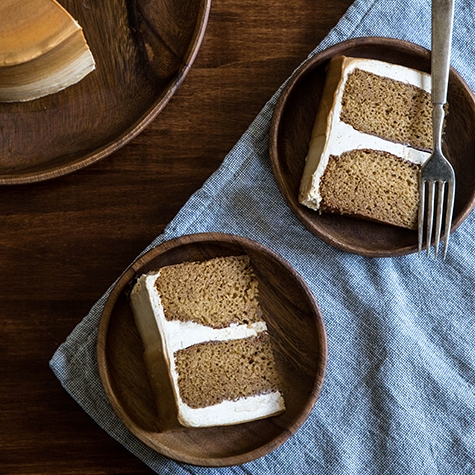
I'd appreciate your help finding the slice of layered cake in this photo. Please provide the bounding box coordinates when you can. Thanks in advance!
[130,255,285,430]
[299,56,435,229]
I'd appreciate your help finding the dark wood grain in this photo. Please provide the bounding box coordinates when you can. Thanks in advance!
[270,37,475,257]
[1,0,353,473]
[97,233,326,467]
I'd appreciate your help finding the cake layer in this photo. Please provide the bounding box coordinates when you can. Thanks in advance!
[341,68,432,150]
[175,334,281,408]
[319,149,420,229]
[155,255,262,328]
[299,56,432,229]
[130,256,285,429]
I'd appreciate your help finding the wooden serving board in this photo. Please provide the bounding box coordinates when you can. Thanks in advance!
[0,0,210,184]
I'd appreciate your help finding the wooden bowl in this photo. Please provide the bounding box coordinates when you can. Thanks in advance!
[269,37,475,257]
[0,0,210,184]
[97,232,327,467]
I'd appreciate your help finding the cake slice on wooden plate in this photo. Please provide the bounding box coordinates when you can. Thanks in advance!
[130,255,286,430]
[299,56,436,229]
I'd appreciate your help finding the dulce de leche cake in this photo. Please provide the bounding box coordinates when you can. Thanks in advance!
[129,255,285,430]
[299,56,436,229]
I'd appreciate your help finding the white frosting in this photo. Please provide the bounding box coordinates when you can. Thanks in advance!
[299,57,432,210]
[130,271,285,428]
[178,391,285,428]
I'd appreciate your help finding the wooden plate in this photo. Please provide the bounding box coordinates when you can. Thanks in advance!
[0,0,210,184]
[269,37,475,257]
[97,232,327,467]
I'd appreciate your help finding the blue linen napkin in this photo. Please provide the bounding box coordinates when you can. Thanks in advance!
[50,0,475,473]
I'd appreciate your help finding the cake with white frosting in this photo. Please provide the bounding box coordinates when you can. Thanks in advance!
[130,255,285,430]
[299,56,435,229]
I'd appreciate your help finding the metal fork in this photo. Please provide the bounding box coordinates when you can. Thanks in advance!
[418,0,456,258]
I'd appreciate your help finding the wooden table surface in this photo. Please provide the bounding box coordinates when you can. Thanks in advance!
[1,1,353,473]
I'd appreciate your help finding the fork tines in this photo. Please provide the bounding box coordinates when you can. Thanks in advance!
[418,171,455,258]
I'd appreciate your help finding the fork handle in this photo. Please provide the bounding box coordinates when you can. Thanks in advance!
[431,0,454,152]
[431,0,454,106]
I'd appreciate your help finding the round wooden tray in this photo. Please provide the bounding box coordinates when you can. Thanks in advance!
[0,0,210,184]
[97,232,327,467]
[269,37,475,257]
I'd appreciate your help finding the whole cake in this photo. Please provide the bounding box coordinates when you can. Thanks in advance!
[299,56,435,229]
[130,255,285,430]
